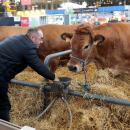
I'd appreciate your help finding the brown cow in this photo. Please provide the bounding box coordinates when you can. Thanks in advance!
[0,26,28,40]
[0,24,78,72]
[61,22,130,76]
[37,24,78,71]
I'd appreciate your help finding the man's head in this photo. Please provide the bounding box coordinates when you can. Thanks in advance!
[26,28,43,48]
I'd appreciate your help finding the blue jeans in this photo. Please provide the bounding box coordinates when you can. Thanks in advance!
[0,82,11,121]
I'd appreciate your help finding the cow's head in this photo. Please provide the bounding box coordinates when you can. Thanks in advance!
[61,23,105,72]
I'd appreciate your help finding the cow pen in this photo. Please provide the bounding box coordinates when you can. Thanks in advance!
[8,50,130,129]
[10,50,130,106]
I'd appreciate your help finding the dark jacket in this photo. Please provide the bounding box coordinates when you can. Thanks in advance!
[0,35,55,82]
[0,4,5,17]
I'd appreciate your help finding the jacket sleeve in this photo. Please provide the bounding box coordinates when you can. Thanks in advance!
[23,47,55,80]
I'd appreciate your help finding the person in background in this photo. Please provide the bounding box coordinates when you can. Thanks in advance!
[0,2,5,17]
[0,28,59,121]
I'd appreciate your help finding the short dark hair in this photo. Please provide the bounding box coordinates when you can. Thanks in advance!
[26,27,40,36]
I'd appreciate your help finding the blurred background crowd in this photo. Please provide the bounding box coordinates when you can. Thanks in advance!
[0,0,129,26]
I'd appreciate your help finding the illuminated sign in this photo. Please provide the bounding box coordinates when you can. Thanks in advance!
[21,0,31,5]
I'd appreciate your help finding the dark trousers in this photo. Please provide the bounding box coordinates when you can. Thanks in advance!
[0,82,11,121]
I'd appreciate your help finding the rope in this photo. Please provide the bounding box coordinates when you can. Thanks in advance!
[61,96,72,130]
[83,62,87,85]
[70,45,93,92]
[36,97,57,120]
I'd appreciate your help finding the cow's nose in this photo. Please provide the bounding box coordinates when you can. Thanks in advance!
[68,64,77,72]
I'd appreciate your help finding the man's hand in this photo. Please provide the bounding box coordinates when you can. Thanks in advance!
[53,75,60,82]
[48,75,59,83]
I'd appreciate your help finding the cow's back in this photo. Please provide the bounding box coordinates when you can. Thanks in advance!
[93,22,130,74]
[39,24,78,46]
[94,22,130,44]
[0,26,28,41]
[37,24,78,59]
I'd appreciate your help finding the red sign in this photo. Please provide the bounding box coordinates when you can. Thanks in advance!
[21,17,29,27]
[21,0,31,5]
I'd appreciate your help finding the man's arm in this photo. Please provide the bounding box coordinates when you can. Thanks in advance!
[23,47,55,80]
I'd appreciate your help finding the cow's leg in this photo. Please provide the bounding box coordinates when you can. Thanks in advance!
[49,58,60,72]
[59,54,70,66]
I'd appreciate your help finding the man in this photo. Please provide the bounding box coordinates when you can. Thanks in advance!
[0,2,5,17]
[0,28,59,121]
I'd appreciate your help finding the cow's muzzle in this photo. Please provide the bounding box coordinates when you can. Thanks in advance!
[68,64,78,72]
[68,55,88,72]
[67,63,82,72]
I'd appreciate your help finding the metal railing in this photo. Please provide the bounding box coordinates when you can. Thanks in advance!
[0,119,21,130]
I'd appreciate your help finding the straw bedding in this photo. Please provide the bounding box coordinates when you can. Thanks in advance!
[9,64,130,130]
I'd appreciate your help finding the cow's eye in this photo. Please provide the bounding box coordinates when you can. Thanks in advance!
[84,45,89,49]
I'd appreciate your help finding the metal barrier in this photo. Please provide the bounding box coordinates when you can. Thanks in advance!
[0,119,21,130]
[10,50,130,107]
[9,50,130,130]
[44,49,72,67]
[10,79,130,106]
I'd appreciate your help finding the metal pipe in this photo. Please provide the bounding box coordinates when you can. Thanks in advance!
[0,119,21,130]
[10,79,130,106]
[83,92,130,106]
[69,90,130,106]
[10,79,40,89]
[44,49,72,66]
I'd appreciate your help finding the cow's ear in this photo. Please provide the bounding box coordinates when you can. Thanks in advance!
[93,34,105,46]
[61,32,73,42]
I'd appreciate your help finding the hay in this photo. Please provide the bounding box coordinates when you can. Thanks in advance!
[9,65,130,130]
